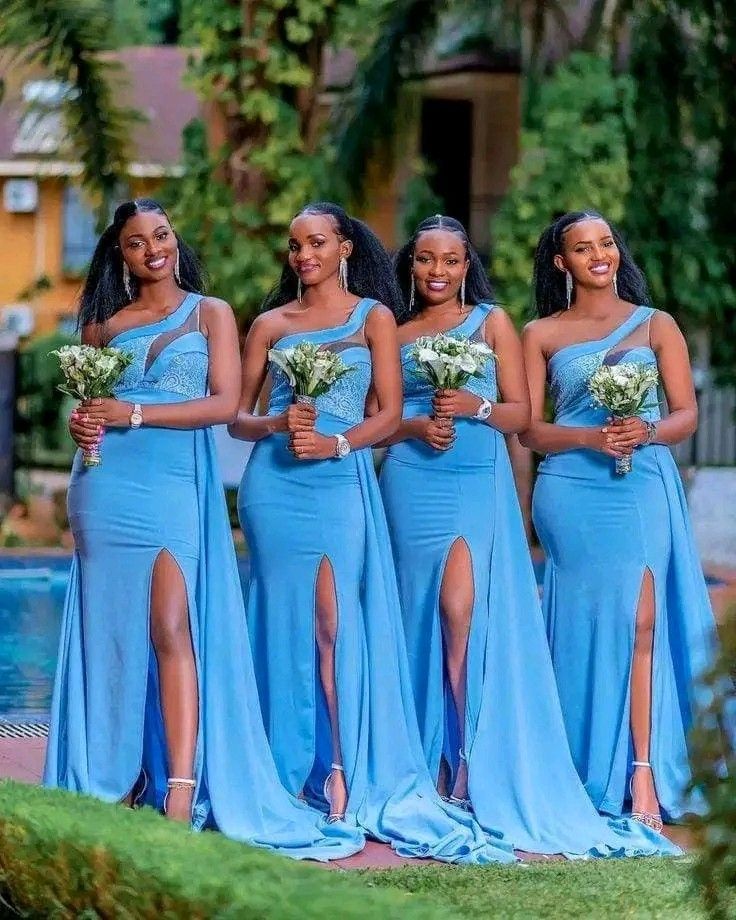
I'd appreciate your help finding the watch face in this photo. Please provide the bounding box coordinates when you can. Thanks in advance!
[477,402,492,419]
[131,412,143,427]
[337,438,350,457]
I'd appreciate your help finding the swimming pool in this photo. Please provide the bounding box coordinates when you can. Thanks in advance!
[0,554,722,721]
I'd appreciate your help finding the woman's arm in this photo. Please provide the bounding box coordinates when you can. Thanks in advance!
[607,311,698,450]
[81,299,242,429]
[518,321,625,458]
[228,313,315,442]
[290,305,403,459]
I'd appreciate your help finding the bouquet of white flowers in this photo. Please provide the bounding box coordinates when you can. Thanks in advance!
[268,341,353,404]
[51,344,134,467]
[588,362,659,475]
[411,333,495,390]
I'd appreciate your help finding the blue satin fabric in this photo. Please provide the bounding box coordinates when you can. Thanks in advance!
[44,293,362,860]
[238,298,515,863]
[379,303,678,856]
[533,306,720,821]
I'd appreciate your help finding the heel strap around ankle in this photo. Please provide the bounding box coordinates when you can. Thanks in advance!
[330,763,345,773]
[167,777,196,788]
[631,761,652,769]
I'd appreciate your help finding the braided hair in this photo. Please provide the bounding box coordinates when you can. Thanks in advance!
[532,211,649,318]
[393,215,494,324]
[77,198,204,329]
[262,201,404,316]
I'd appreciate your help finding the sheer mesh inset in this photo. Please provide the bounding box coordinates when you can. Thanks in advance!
[602,316,653,367]
[145,305,200,372]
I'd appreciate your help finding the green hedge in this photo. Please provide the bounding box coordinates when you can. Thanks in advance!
[0,781,448,919]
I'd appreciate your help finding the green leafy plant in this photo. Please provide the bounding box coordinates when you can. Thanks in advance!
[490,52,633,324]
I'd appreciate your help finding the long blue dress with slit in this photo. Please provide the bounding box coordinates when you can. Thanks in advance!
[533,305,720,821]
[379,302,679,856]
[238,297,516,863]
[44,292,363,860]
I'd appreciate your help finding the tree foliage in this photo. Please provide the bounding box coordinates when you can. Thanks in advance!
[170,0,375,320]
[490,52,633,323]
[0,0,135,217]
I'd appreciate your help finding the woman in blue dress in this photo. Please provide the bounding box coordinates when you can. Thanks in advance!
[231,201,514,864]
[44,198,361,860]
[522,210,721,829]
[378,214,678,857]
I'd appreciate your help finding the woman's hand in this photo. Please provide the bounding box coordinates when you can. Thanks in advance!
[608,416,649,451]
[418,415,455,451]
[432,388,482,419]
[584,424,632,458]
[280,402,317,434]
[69,407,103,450]
[289,430,338,461]
[80,398,132,428]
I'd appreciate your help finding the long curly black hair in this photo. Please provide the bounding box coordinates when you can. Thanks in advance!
[532,210,649,318]
[393,215,494,324]
[77,198,204,329]
[262,201,404,317]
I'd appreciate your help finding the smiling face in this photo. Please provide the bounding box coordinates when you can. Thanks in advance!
[554,218,620,292]
[119,210,179,283]
[287,213,352,289]
[411,228,468,307]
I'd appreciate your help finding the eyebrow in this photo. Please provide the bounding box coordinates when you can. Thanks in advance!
[415,248,464,256]
[572,236,614,245]
[126,225,169,239]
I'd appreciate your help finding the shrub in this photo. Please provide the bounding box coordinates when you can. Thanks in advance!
[689,605,736,920]
[0,781,447,919]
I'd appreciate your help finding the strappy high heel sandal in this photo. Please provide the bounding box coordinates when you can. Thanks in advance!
[163,776,196,821]
[448,748,474,813]
[629,760,663,832]
[323,763,346,823]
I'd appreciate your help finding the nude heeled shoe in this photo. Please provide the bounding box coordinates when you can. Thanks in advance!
[629,760,663,832]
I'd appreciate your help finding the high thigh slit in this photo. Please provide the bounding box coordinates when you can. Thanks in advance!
[45,293,362,859]
[381,302,680,856]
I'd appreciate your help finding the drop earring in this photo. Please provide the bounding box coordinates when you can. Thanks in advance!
[297,276,303,304]
[174,249,181,284]
[409,274,415,312]
[612,271,619,298]
[460,275,466,313]
[565,271,573,309]
[123,263,133,300]
[338,256,349,292]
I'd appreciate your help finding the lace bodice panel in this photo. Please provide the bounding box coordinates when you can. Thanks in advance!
[548,307,661,427]
[267,299,376,426]
[111,294,209,402]
[400,303,497,415]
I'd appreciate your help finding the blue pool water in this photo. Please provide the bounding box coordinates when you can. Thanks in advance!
[0,554,722,720]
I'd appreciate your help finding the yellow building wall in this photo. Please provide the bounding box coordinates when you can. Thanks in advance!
[0,177,161,336]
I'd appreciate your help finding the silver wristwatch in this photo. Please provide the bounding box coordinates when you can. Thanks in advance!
[334,434,351,459]
[473,399,493,421]
[643,420,657,445]
[129,403,143,429]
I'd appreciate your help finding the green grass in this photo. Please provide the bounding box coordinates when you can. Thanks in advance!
[362,858,705,919]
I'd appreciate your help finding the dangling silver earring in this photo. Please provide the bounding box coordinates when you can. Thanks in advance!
[612,271,619,298]
[123,263,133,300]
[174,249,181,284]
[460,276,466,313]
[409,274,416,312]
[565,271,573,309]
[297,276,303,304]
[338,256,349,292]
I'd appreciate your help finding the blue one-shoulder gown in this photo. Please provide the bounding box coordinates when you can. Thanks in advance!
[533,305,720,821]
[379,303,678,856]
[238,297,515,863]
[44,293,361,859]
